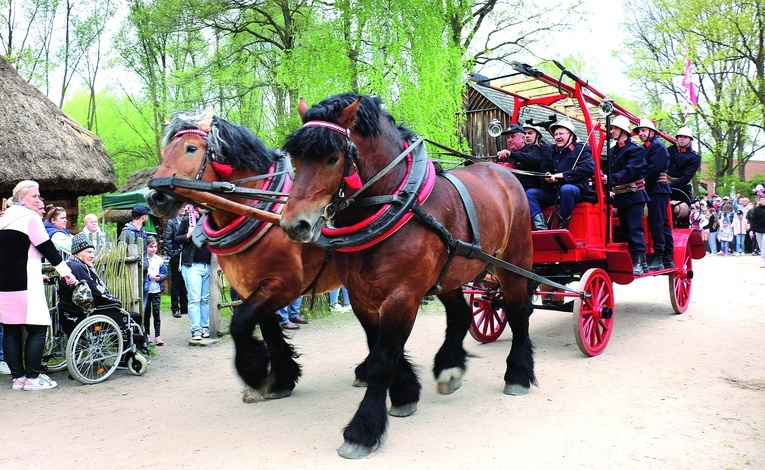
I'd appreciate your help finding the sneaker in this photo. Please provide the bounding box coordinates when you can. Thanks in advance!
[337,304,352,313]
[0,361,10,375]
[172,312,182,318]
[191,332,202,341]
[201,330,210,338]
[154,336,164,346]
[147,334,154,344]
[11,376,26,391]
[23,373,57,391]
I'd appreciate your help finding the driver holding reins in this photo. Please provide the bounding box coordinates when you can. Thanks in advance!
[496,123,544,190]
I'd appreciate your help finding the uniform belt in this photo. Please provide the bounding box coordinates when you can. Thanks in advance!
[657,173,669,184]
[613,179,645,195]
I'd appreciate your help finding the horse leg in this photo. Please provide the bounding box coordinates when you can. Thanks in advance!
[388,352,420,417]
[258,313,302,399]
[229,296,270,391]
[502,278,537,396]
[339,298,416,459]
[353,318,378,387]
[433,288,471,395]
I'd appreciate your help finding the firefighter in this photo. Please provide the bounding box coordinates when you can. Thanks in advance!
[667,126,700,204]
[603,115,649,276]
[526,119,595,231]
[497,123,543,190]
[634,118,674,270]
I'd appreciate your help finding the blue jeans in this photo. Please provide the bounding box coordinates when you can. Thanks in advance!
[181,263,210,335]
[278,297,303,324]
[0,324,4,361]
[735,234,745,254]
[329,287,349,306]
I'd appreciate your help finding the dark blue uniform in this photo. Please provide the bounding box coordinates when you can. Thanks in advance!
[643,136,673,255]
[667,144,700,203]
[526,142,595,221]
[609,139,648,252]
[501,143,543,190]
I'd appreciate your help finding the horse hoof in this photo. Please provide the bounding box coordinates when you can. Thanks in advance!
[263,389,292,400]
[352,378,368,388]
[241,386,264,403]
[389,402,417,417]
[338,441,375,459]
[436,367,464,395]
[503,383,530,396]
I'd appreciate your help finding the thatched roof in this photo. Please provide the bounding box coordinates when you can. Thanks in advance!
[0,55,116,195]
[103,167,158,223]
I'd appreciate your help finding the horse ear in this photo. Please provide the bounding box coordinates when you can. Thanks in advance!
[338,99,360,129]
[199,107,215,131]
[298,98,308,120]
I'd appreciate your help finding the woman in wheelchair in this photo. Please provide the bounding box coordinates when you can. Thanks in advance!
[57,233,150,355]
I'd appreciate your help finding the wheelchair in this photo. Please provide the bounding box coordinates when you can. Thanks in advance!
[42,279,149,384]
[64,304,150,384]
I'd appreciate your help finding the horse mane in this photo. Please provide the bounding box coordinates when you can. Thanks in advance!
[162,111,279,174]
[283,92,418,160]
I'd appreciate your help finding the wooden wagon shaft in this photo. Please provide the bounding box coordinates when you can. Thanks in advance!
[173,187,282,225]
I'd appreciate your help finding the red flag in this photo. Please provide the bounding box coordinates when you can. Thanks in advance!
[682,55,697,106]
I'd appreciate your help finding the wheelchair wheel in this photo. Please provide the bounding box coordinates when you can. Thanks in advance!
[127,352,149,376]
[42,322,68,373]
[66,314,123,385]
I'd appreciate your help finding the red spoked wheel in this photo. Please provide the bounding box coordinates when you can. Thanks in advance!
[669,245,693,314]
[464,285,506,343]
[573,268,614,357]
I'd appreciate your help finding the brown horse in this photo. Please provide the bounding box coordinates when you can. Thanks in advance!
[280,93,536,458]
[145,109,340,399]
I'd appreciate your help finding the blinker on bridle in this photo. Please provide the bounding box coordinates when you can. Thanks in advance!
[302,120,362,220]
[172,127,234,180]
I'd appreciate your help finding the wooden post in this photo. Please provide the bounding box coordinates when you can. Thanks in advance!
[209,254,222,336]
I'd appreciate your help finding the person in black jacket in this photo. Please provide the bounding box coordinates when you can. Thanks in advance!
[178,205,212,341]
[496,123,543,190]
[603,116,649,276]
[163,206,188,318]
[748,195,765,268]
[634,119,674,270]
[525,119,595,230]
[667,126,700,204]
[58,233,149,354]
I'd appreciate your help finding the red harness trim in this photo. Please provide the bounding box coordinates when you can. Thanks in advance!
[202,161,292,255]
[329,158,436,253]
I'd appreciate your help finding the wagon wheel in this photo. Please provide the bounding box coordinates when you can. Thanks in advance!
[464,285,506,343]
[573,268,614,357]
[668,244,693,314]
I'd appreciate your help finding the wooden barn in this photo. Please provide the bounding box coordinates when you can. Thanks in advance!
[462,73,589,158]
[0,56,116,231]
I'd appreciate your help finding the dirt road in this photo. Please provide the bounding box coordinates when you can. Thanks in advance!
[1,254,763,469]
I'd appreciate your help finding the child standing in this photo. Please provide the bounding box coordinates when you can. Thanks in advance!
[717,219,734,257]
[144,236,168,345]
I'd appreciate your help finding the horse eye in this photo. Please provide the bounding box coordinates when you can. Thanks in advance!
[328,155,340,165]
[185,144,198,154]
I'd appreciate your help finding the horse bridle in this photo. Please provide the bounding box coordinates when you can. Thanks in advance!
[302,120,420,220]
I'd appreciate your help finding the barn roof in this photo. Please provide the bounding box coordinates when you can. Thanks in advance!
[0,56,116,196]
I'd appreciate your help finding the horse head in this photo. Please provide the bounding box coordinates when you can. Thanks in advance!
[281,93,410,243]
[146,108,279,226]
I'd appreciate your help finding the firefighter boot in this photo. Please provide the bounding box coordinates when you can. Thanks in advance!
[557,215,570,230]
[663,250,676,269]
[532,213,548,231]
[647,250,665,271]
[632,251,644,276]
